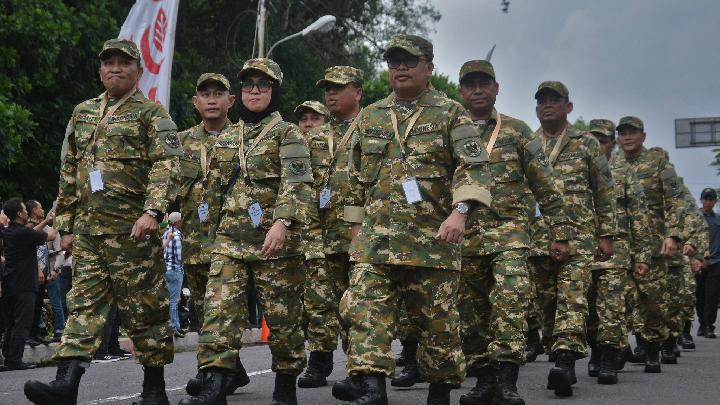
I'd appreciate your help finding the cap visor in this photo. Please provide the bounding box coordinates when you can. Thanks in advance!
[99,48,137,60]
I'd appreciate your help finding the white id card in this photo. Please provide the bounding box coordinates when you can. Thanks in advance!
[401,177,422,204]
[248,201,264,228]
[197,201,210,223]
[319,184,332,209]
[89,169,104,193]
[535,203,541,217]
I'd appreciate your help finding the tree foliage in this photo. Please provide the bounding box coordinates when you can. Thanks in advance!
[362,71,461,106]
[0,0,440,206]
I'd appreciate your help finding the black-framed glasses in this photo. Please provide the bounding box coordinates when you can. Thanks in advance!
[240,79,274,93]
[386,55,426,69]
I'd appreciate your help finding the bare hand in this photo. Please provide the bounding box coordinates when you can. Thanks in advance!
[130,214,159,242]
[262,220,287,258]
[435,211,467,244]
[683,244,697,257]
[350,224,361,245]
[660,237,678,258]
[60,234,75,251]
[48,269,58,281]
[597,237,614,260]
[38,270,46,285]
[45,211,55,222]
[551,241,570,263]
[634,262,650,276]
[691,259,703,273]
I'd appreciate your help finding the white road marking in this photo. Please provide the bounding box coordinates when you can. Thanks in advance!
[82,369,273,404]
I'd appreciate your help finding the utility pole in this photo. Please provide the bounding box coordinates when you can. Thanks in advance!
[256,0,267,57]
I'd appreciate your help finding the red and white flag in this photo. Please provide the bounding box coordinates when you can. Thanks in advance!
[119,0,179,108]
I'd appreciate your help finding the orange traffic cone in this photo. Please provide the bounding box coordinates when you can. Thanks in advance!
[261,318,270,342]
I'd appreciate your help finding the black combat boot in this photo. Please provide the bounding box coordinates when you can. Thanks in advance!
[297,351,333,388]
[178,369,228,405]
[587,343,601,377]
[132,366,169,405]
[271,373,297,405]
[644,341,661,373]
[427,383,452,405]
[396,340,414,367]
[186,359,249,396]
[495,362,525,405]
[24,359,88,405]
[631,334,647,363]
[547,350,575,397]
[524,328,544,363]
[660,338,678,364]
[333,375,362,401]
[390,342,425,387]
[349,374,388,405]
[597,346,619,385]
[673,338,681,358]
[459,365,495,405]
[616,346,631,371]
[681,321,696,349]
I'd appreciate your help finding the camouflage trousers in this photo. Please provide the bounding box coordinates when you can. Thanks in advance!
[529,254,592,356]
[395,305,420,344]
[665,265,687,338]
[341,263,465,384]
[459,249,530,368]
[197,254,306,375]
[682,265,696,321]
[54,234,174,366]
[586,267,631,349]
[184,262,210,327]
[303,252,351,352]
[628,257,670,343]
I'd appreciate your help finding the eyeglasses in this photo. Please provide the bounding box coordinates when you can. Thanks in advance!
[386,55,427,69]
[240,79,274,93]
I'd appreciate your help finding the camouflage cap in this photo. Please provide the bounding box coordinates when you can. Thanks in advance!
[588,119,616,138]
[616,116,644,131]
[534,81,569,99]
[196,73,231,91]
[98,38,140,60]
[316,66,365,88]
[459,60,496,82]
[383,34,434,60]
[238,58,283,85]
[293,101,330,118]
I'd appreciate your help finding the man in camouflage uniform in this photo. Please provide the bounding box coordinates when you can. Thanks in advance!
[179,58,314,405]
[587,119,655,384]
[298,66,364,389]
[334,35,494,405]
[529,81,616,397]
[25,39,180,405]
[455,60,571,405]
[294,100,330,134]
[615,116,685,374]
[175,74,254,397]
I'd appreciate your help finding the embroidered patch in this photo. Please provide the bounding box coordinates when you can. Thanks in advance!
[165,133,181,149]
[289,160,308,175]
[464,140,482,157]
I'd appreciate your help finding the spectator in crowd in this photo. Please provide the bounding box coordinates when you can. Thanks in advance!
[698,188,720,338]
[163,212,185,337]
[92,305,132,363]
[0,198,48,371]
[58,250,72,317]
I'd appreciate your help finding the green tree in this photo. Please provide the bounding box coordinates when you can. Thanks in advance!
[363,71,460,106]
[572,116,588,132]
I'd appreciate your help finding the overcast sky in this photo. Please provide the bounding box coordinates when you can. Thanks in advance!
[428,0,720,200]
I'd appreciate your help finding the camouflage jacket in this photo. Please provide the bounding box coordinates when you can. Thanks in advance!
[614,147,684,248]
[175,120,231,264]
[55,89,182,235]
[529,123,616,256]
[306,115,360,256]
[667,184,708,266]
[463,109,571,256]
[344,87,493,271]
[592,157,655,270]
[206,112,314,262]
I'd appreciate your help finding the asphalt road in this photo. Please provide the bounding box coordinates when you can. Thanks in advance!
[2,331,719,405]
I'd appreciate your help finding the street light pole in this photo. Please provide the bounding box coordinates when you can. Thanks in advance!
[266,15,336,58]
[257,0,267,57]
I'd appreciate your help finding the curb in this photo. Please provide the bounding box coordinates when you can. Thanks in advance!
[22,329,264,365]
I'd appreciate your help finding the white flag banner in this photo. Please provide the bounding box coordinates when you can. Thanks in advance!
[119,0,179,108]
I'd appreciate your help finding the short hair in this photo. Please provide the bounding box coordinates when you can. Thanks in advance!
[25,199,40,214]
[3,198,24,221]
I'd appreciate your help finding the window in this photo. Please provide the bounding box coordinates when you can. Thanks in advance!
[675,117,720,148]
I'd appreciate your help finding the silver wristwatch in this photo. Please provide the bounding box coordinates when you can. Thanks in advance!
[278,218,292,227]
[454,202,470,215]
[144,209,159,221]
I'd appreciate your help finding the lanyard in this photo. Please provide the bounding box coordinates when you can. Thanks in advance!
[484,113,503,155]
[238,115,282,181]
[389,106,426,161]
[88,90,135,166]
[542,127,567,166]
[329,115,360,161]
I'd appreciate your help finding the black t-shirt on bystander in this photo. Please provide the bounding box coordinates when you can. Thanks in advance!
[0,222,48,296]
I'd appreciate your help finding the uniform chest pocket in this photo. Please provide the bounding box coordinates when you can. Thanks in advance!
[104,121,145,159]
[310,143,331,170]
[247,139,281,180]
[179,159,201,197]
[405,129,448,179]
[214,146,239,186]
[73,124,95,160]
[555,153,588,192]
[490,145,522,183]
[360,134,391,183]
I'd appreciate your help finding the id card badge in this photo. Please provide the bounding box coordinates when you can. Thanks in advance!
[248,201,264,228]
[89,169,104,193]
[401,177,422,204]
[197,201,210,223]
[319,184,332,209]
[535,203,542,217]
